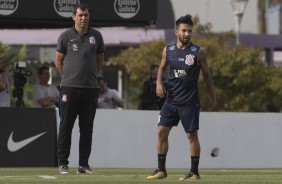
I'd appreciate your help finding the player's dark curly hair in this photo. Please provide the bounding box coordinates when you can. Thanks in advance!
[175,14,193,28]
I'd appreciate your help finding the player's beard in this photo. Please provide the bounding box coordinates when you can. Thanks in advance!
[179,36,190,45]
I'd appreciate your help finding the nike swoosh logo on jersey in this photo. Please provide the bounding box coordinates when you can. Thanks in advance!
[7,131,47,152]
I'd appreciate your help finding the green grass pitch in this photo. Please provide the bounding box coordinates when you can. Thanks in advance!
[0,168,282,184]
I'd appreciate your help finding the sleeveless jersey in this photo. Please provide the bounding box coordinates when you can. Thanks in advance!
[165,42,201,107]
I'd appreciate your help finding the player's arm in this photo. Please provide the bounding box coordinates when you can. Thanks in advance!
[198,47,217,111]
[55,51,65,74]
[97,52,104,77]
[156,47,167,98]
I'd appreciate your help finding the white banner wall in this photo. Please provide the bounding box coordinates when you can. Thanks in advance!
[63,110,282,168]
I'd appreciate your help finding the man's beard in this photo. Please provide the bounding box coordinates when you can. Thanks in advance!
[179,36,190,44]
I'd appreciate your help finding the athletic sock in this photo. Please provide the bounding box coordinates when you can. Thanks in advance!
[190,156,200,174]
[158,154,167,172]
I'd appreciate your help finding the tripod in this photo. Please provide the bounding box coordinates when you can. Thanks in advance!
[15,96,25,107]
[13,88,25,107]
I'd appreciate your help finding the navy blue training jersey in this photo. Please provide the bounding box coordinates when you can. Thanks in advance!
[165,42,201,107]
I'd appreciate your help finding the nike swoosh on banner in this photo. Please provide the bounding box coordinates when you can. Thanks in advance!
[7,131,47,152]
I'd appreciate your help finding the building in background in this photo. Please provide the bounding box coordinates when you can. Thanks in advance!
[157,0,259,33]
[265,0,281,35]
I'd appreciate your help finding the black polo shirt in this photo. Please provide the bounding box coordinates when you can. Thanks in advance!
[56,26,104,88]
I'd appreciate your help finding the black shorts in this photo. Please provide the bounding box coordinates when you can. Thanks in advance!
[158,102,200,133]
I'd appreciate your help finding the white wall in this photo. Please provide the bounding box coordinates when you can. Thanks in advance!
[64,110,282,168]
[170,0,258,34]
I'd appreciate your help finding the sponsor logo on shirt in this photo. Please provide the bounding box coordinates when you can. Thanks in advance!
[62,94,68,103]
[89,36,96,44]
[72,43,78,51]
[168,45,175,50]
[173,69,187,78]
[185,54,195,65]
[190,46,198,51]
[70,39,78,51]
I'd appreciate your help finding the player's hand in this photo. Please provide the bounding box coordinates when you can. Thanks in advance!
[156,82,166,98]
[208,96,217,111]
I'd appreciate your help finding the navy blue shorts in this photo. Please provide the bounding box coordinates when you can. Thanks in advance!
[158,102,200,133]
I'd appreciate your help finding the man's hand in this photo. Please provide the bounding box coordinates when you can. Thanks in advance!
[208,96,217,111]
[156,81,166,98]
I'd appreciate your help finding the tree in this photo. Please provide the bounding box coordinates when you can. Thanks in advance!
[0,43,18,65]
[194,29,282,112]
[110,17,282,112]
[109,40,166,109]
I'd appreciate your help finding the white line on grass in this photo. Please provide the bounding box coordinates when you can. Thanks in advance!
[217,169,281,173]
[0,175,57,180]
[0,176,32,180]
[38,175,57,179]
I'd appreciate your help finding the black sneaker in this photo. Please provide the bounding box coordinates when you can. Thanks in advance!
[58,165,69,174]
[77,166,93,174]
[179,172,200,180]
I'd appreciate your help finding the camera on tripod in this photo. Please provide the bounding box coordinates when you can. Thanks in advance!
[12,61,32,107]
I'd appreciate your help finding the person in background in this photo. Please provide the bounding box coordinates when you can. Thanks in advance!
[55,3,105,175]
[97,77,123,109]
[0,57,13,107]
[32,66,59,108]
[138,64,165,110]
[147,14,217,181]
